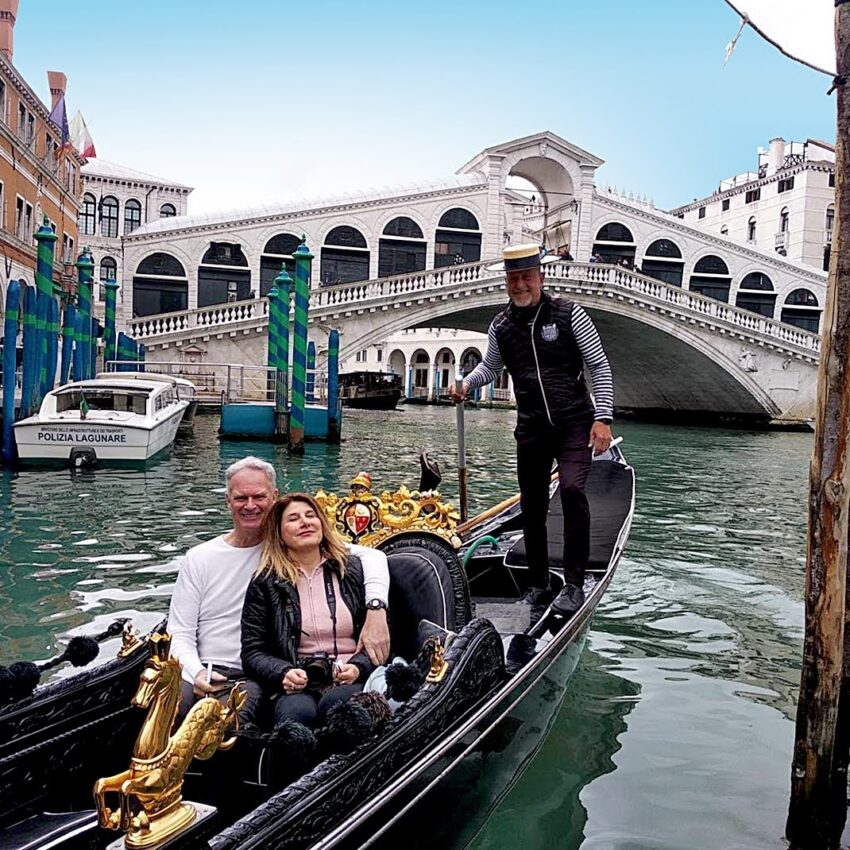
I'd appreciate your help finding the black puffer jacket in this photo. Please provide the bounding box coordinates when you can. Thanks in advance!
[240,554,374,692]
[492,291,594,433]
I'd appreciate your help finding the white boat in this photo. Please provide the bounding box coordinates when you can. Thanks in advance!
[96,371,198,428]
[13,378,189,466]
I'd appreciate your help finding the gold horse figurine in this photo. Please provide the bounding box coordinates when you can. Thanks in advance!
[94,633,246,849]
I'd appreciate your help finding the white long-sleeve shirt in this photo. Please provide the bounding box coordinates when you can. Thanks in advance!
[167,536,389,684]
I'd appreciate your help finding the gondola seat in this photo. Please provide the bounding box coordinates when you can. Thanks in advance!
[381,535,472,662]
[1,810,98,850]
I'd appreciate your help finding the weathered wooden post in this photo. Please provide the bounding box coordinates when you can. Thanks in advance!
[327,328,340,443]
[289,238,312,454]
[786,7,850,847]
[2,280,21,466]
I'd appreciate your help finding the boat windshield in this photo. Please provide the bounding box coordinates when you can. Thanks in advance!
[56,389,150,415]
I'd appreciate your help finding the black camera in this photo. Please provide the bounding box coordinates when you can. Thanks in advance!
[298,652,333,687]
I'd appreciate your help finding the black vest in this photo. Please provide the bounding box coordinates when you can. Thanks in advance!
[493,293,593,433]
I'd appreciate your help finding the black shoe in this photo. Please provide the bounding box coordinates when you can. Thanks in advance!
[551,583,585,619]
[518,586,554,624]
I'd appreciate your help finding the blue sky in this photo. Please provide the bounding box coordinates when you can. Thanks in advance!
[10,0,835,214]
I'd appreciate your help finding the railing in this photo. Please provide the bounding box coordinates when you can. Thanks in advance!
[775,232,789,251]
[128,258,822,356]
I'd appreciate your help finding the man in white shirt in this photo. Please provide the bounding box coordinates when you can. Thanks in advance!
[168,456,391,717]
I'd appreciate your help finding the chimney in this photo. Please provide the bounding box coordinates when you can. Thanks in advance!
[47,70,67,110]
[767,137,785,176]
[0,0,17,63]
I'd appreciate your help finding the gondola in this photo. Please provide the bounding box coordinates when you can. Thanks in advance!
[338,372,403,410]
[0,445,634,850]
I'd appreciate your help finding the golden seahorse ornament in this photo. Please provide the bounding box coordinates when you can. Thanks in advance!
[93,633,246,849]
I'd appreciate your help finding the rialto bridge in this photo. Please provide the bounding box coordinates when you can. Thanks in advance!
[129,258,820,428]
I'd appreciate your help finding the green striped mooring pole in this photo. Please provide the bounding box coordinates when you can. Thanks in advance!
[289,237,313,454]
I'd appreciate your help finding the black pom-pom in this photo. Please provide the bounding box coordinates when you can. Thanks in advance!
[8,661,41,700]
[268,718,318,764]
[94,618,130,642]
[0,666,14,705]
[64,636,99,667]
[317,701,373,755]
[349,691,393,729]
[384,662,424,702]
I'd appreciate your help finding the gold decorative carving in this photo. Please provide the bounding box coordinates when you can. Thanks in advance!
[425,637,448,684]
[94,633,245,849]
[315,471,461,549]
[117,620,143,658]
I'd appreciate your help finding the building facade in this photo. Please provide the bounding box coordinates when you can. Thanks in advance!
[78,159,191,314]
[670,137,835,272]
[0,0,82,310]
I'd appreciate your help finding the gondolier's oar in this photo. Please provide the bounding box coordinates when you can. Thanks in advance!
[455,374,468,522]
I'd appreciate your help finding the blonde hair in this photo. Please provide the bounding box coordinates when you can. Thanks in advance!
[257,493,349,584]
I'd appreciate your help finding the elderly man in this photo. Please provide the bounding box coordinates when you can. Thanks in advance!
[168,456,391,717]
[451,244,614,622]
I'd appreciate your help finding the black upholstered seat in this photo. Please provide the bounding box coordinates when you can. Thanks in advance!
[380,536,472,661]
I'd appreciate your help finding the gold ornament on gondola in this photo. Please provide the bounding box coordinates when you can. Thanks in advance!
[94,633,246,849]
[316,472,461,550]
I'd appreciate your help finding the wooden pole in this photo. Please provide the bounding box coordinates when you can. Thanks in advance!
[787,7,850,847]
[455,375,468,522]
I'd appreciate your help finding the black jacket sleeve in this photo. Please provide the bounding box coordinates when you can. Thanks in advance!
[240,579,293,692]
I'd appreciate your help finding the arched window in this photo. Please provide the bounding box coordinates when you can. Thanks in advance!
[735,272,776,318]
[826,203,835,234]
[460,347,482,375]
[689,255,731,302]
[198,242,251,307]
[97,256,118,303]
[720,225,729,236]
[592,222,636,264]
[435,208,482,267]
[747,216,756,243]
[642,239,684,287]
[100,196,119,238]
[321,225,369,285]
[160,203,177,218]
[781,288,821,332]
[132,253,187,317]
[80,193,96,236]
[260,232,300,296]
[779,207,789,233]
[411,349,430,398]
[379,217,426,277]
[124,198,142,234]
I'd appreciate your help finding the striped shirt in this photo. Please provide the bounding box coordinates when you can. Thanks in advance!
[464,303,614,421]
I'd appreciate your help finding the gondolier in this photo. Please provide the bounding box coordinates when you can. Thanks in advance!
[451,243,614,620]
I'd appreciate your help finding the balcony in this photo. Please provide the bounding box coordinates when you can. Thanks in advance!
[774,231,789,252]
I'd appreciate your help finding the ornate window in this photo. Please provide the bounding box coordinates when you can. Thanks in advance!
[98,257,118,303]
[124,199,142,234]
[379,217,426,277]
[80,193,97,236]
[133,253,188,318]
[321,226,370,285]
[781,288,821,332]
[642,239,684,287]
[100,196,119,238]
[435,208,481,267]
[199,243,251,307]
[159,203,177,218]
[592,222,636,264]
[689,255,731,303]
[735,272,775,318]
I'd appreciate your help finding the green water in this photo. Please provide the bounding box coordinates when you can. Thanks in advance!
[0,408,810,849]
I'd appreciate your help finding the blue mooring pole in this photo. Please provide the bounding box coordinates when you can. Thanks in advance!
[72,309,84,382]
[60,301,75,385]
[90,317,100,378]
[20,283,37,417]
[2,280,21,466]
[327,328,340,444]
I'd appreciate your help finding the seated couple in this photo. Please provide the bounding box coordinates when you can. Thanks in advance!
[167,456,391,730]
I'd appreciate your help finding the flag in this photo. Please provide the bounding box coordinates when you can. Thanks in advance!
[79,390,89,420]
[69,110,96,161]
[48,95,70,147]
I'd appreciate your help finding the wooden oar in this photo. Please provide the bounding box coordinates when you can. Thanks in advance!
[455,375,468,522]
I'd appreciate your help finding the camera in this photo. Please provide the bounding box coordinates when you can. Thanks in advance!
[298,652,333,687]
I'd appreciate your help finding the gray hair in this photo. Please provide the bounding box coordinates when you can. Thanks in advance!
[225,456,277,492]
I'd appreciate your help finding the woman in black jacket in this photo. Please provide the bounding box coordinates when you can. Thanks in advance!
[240,493,375,728]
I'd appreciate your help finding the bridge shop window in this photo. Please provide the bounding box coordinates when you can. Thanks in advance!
[592,222,636,265]
[379,217,426,278]
[132,252,188,318]
[781,288,821,333]
[98,256,117,303]
[641,239,683,287]
[261,233,300,296]
[80,193,97,236]
[321,225,370,285]
[160,203,177,218]
[100,196,119,238]
[124,199,142,235]
[688,255,731,303]
[198,242,252,307]
[434,208,482,268]
[735,272,776,318]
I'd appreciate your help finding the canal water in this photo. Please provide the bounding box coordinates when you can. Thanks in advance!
[0,408,810,849]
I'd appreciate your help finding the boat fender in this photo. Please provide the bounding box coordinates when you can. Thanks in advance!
[70,447,97,470]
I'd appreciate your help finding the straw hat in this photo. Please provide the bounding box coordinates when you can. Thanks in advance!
[487,243,558,272]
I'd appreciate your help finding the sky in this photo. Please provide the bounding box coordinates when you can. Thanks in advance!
[10,0,836,215]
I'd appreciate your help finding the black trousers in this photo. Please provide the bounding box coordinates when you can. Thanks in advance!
[516,417,593,590]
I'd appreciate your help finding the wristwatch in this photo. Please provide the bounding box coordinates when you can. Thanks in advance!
[366,598,387,611]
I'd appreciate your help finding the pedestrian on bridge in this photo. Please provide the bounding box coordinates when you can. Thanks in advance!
[450,243,614,622]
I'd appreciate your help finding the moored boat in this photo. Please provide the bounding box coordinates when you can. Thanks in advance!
[12,377,189,467]
[0,446,633,850]
[339,371,403,410]
[97,372,199,429]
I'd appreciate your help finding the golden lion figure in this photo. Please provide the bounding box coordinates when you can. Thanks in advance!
[94,634,246,849]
